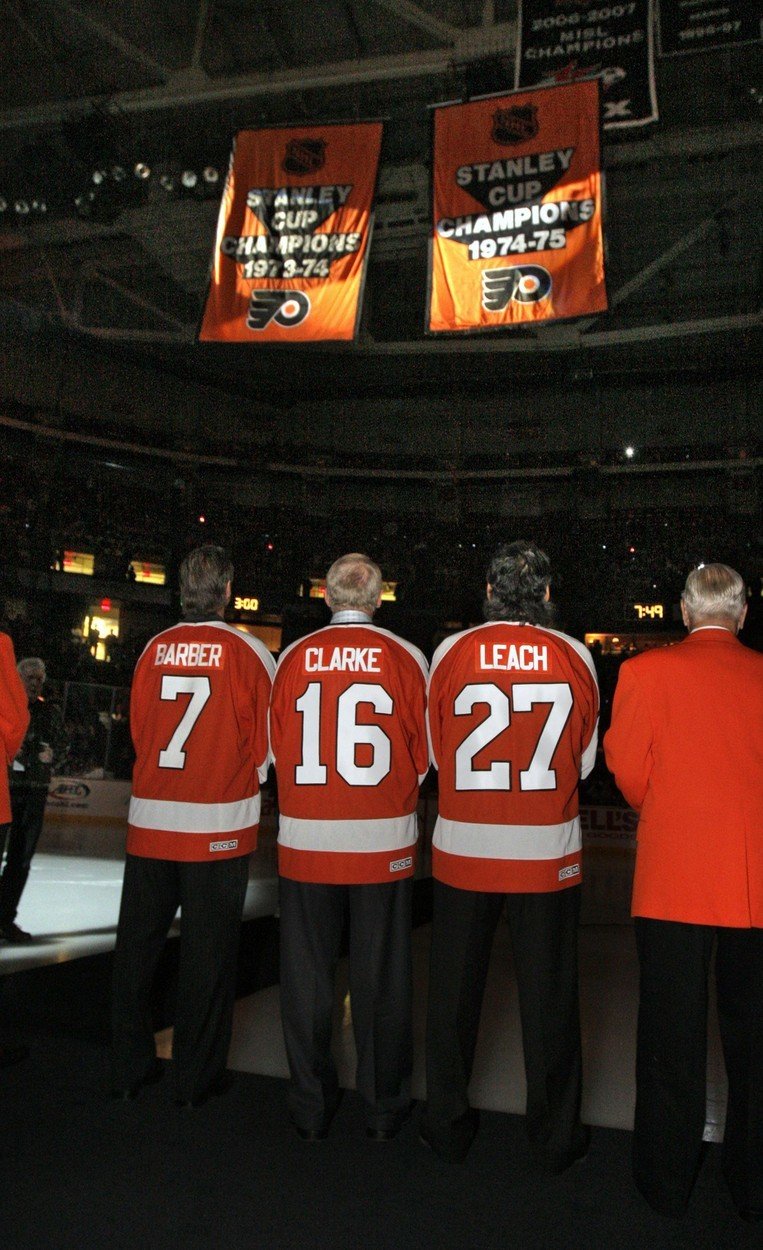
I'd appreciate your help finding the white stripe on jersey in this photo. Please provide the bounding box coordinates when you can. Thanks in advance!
[432,814,581,861]
[277,812,418,853]
[129,792,261,833]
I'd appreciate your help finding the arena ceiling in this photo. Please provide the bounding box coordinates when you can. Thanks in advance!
[0,0,761,403]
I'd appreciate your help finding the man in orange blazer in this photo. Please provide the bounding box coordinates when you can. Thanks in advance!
[0,629,31,1067]
[604,563,762,1223]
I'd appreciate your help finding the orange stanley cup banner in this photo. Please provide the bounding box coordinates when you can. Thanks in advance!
[199,121,383,342]
[429,80,606,333]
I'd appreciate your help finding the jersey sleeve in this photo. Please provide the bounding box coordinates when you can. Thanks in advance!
[577,656,600,780]
[0,633,30,764]
[236,636,275,783]
[603,660,652,810]
[399,647,429,784]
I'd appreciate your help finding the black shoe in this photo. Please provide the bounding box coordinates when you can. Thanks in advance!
[174,1070,234,1109]
[541,1125,592,1176]
[0,1044,29,1068]
[294,1124,329,1142]
[0,922,33,943]
[366,1103,413,1141]
[111,1062,163,1101]
[419,1107,478,1163]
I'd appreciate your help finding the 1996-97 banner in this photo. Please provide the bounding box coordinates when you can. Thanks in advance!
[199,122,383,342]
[428,79,607,334]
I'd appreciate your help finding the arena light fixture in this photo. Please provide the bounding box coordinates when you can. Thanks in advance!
[181,169,198,189]
[625,445,635,458]
[202,166,219,184]
[134,162,151,179]
[159,173,176,192]
[92,168,107,185]
[14,199,30,215]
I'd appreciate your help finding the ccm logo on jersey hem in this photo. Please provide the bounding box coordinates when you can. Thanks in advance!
[390,856,413,873]
[210,839,239,853]
[304,646,383,673]
[558,863,580,882]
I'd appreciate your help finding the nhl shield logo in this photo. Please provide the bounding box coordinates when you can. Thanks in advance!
[492,105,539,146]
[282,138,327,175]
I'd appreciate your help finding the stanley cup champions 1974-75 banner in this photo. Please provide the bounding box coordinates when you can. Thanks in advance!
[199,121,383,342]
[428,79,607,334]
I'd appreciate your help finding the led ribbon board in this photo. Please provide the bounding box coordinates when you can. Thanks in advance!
[428,79,607,333]
[200,121,383,342]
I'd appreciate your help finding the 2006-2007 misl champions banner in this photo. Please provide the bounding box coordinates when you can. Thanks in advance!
[199,121,382,342]
[428,79,606,334]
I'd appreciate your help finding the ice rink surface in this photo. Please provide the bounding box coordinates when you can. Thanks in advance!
[0,839,727,1142]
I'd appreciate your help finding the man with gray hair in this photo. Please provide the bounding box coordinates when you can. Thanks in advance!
[605,563,763,1222]
[0,657,66,942]
[270,553,429,1141]
[111,545,275,1107]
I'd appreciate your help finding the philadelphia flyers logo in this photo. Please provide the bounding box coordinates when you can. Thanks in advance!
[247,290,311,331]
[482,266,552,311]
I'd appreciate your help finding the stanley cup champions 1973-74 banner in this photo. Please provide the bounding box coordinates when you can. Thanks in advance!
[199,121,383,342]
[428,79,607,334]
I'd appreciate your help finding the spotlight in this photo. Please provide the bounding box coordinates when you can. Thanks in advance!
[202,166,219,184]
[134,162,151,180]
[624,445,635,458]
[31,199,47,215]
[14,199,30,215]
[74,190,95,217]
[92,168,107,185]
[159,173,175,192]
[181,169,198,189]
[0,196,7,212]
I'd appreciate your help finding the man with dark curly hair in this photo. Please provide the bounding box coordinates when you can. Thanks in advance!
[421,540,599,1170]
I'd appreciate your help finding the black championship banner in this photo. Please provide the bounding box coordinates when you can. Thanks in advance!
[515,0,658,128]
[658,0,761,56]
[199,121,382,342]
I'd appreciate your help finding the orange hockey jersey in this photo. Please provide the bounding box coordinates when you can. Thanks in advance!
[427,621,599,892]
[270,619,429,884]
[127,620,275,862]
[0,631,30,824]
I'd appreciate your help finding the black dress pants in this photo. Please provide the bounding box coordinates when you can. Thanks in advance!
[110,853,249,1102]
[0,787,48,926]
[422,880,586,1169]
[279,876,413,1132]
[634,918,763,1219]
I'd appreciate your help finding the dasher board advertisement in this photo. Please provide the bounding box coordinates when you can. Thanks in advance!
[657,0,761,56]
[515,0,658,129]
[428,80,607,333]
[199,121,383,342]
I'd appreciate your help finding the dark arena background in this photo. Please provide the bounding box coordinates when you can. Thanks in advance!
[0,4,760,1249]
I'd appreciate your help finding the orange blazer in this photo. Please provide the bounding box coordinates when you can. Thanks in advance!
[604,628,763,927]
[0,631,30,825]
